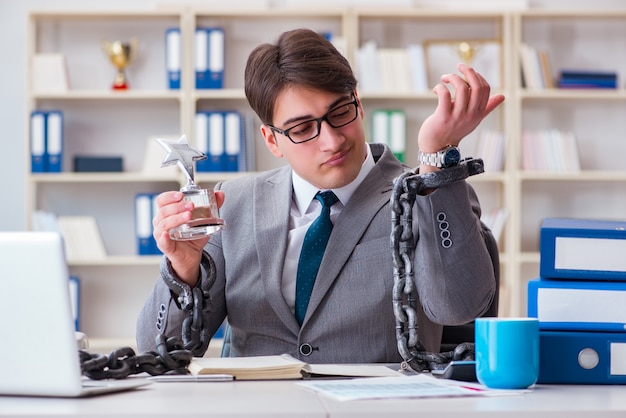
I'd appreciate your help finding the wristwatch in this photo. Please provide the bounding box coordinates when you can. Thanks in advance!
[418,146,461,169]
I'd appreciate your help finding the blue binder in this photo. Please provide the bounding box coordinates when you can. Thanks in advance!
[135,193,155,255]
[165,28,181,90]
[540,217,626,281]
[69,276,80,331]
[195,27,224,89]
[223,111,242,172]
[30,111,46,173]
[194,112,211,172]
[538,330,626,384]
[528,277,626,332]
[45,110,63,172]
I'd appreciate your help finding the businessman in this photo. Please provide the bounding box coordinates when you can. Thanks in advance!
[137,28,504,363]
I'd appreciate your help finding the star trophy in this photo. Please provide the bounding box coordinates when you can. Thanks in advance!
[102,38,138,90]
[156,135,225,241]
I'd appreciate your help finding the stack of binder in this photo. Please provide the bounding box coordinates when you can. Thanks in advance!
[194,111,246,172]
[30,110,64,173]
[370,109,406,163]
[528,217,626,384]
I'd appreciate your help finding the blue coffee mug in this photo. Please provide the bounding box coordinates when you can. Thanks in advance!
[475,317,539,389]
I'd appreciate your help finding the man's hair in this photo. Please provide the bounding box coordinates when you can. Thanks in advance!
[244,28,357,126]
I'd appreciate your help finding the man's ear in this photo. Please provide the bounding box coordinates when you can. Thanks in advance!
[354,90,365,120]
[260,124,283,158]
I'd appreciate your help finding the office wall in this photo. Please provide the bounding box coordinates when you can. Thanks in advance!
[1,0,625,231]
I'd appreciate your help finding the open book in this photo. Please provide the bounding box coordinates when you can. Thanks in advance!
[188,354,404,381]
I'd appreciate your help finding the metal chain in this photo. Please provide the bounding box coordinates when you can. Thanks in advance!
[79,335,193,379]
[80,252,217,379]
[391,158,485,373]
[82,161,484,379]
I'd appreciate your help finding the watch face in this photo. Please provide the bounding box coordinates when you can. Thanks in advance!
[442,147,461,168]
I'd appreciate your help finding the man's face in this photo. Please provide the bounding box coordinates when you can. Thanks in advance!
[260,86,367,190]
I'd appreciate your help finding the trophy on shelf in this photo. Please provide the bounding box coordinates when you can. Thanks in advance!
[102,38,137,90]
[155,135,225,241]
[453,41,479,66]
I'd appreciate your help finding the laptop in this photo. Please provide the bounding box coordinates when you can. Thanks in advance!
[0,231,150,397]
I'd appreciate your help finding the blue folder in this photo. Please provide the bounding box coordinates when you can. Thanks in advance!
[539,217,626,281]
[165,28,181,90]
[528,277,626,332]
[538,330,626,384]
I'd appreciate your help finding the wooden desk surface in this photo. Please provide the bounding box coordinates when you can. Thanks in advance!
[2,378,626,417]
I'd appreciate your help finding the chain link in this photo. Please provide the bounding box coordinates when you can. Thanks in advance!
[79,335,193,379]
[391,158,485,373]
[80,253,217,379]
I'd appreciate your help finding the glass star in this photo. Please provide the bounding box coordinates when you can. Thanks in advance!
[155,134,206,187]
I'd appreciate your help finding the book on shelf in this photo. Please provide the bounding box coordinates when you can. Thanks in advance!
[370,109,406,162]
[520,129,580,172]
[32,211,106,260]
[528,277,626,332]
[31,210,62,234]
[557,70,618,89]
[355,42,428,93]
[539,217,626,281]
[538,50,554,89]
[188,354,404,381]
[475,130,505,172]
[56,216,107,261]
[32,53,69,94]
[519,43,546,90]
[142,136,180,178]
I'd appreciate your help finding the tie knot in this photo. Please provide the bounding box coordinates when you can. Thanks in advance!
[316,191,339,208]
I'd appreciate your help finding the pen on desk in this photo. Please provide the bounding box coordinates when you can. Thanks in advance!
[459,385,484,392]
[149,374,235,382]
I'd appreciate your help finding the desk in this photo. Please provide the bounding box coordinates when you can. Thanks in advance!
[2,379,626,417]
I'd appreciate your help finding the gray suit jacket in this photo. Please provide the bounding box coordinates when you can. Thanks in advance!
[136,143,496,363]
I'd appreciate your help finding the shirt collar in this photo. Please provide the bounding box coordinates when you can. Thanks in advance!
[292,144,376,214]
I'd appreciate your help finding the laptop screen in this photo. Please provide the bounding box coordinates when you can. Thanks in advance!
[0,232,86,396]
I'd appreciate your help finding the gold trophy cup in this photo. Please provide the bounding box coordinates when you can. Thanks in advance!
[102,38,137,90]
[454,41,479,66]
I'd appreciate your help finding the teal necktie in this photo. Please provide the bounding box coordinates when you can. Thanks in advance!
[295,191,339,325]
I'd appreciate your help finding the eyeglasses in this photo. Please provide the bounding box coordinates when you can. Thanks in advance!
[268,98,359,144]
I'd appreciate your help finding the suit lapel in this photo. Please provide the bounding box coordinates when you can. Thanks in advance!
[253,167,300,331]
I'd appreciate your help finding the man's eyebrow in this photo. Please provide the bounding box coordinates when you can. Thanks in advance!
[280,95,352,127]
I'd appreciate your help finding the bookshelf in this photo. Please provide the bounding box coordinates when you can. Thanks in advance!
[510,10,626,316]
[25,6,626,347]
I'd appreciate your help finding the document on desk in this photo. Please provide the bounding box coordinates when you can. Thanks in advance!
[298,374,529,401]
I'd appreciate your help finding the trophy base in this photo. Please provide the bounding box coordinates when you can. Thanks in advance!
[169,218,225,241]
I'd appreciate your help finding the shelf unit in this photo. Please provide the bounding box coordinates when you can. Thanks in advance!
[26,6,626,346]
[510,10,626,316]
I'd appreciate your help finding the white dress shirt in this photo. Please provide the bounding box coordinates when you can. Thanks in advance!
[281,145,376,313]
